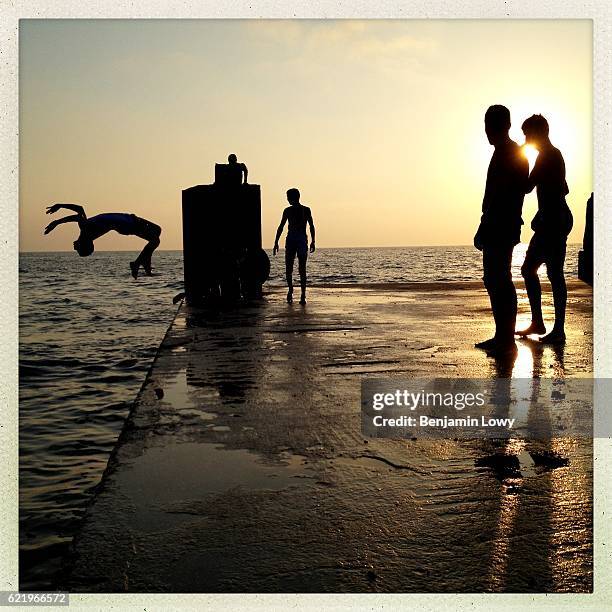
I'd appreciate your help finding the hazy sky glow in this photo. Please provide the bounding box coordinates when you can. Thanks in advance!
[20,19,592,251]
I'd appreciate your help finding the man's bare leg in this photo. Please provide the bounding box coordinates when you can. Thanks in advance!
[285,250,295,303]
[540,260,567,344]
[129,261,139,279]
[517,254,546,336]
[298,252,307,305]
[132,233,160,278]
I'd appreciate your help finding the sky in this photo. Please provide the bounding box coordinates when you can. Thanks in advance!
[20,19,592,251]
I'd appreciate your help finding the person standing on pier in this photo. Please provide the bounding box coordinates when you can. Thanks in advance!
[44,203,162,279]
[474,105,529,355]
[273,188,316,305]
[516,114,573,344]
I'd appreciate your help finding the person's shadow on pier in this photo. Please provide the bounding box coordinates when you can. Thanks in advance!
[479,338,586,591]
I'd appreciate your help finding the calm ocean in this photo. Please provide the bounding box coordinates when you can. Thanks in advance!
[19,245,580,589]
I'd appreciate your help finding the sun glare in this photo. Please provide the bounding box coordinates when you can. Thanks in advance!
[522,144,538,168]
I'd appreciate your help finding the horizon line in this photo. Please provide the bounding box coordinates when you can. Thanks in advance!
[19,242,582,254]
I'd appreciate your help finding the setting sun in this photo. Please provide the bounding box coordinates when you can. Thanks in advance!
[522,143,539,167]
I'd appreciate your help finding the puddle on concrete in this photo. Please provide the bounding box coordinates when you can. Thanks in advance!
[160,370,219,420]
[179,408,218,422]
[517,449,538,478]
[115,442,310,531]
[172,316,186,329]
[263,338,288,349]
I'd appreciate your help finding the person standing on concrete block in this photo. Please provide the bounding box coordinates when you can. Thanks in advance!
[273,188,316,305]
[44,203,161,279]
[227,153,248,185]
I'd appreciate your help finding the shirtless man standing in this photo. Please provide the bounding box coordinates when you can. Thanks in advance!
[44,203,162,279]
[227,154,248,185]
[273,188,316,305]
[516,114,573,344]
[473,105,529,354]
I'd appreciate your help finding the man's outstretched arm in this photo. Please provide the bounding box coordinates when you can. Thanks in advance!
[308,210,316,253]
[46,203,86,217]
[273,211,288,255]
[44,214,82,235]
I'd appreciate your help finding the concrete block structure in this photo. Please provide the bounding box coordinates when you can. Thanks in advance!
[578,193,593,285]
[182,165,270,304]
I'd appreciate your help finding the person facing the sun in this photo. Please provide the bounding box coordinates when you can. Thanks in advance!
[474,104,529,355]
[517,114,573,344]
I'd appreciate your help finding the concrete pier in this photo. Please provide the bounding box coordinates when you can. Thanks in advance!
[69,281,593,593]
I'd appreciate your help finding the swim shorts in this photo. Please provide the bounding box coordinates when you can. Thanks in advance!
[132,215,162,241]
[285,235,308,259]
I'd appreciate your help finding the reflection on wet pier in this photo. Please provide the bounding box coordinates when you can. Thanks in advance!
[69,281,592,593]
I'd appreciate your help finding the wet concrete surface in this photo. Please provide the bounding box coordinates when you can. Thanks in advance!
[69,281,592,592]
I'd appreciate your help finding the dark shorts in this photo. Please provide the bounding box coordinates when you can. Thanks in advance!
[523,232,567,273]
[132,215,161,241]
[285,235,308,260]
[482,243,514,285]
